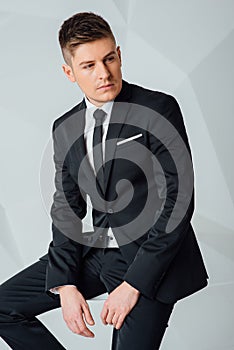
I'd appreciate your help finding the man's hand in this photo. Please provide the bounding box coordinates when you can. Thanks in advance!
[100,281,140,330]
[58,286,95,337]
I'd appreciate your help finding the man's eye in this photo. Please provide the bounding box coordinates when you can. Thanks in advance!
[83,64,94,69]
[105,56,115,62]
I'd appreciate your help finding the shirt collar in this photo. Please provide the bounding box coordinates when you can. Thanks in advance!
[84,95,114,116]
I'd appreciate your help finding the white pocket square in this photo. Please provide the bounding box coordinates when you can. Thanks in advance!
[117,133,143,146]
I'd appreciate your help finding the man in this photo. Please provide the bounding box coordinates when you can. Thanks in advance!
[0,12,208,350]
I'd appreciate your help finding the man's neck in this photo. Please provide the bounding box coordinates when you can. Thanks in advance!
[84,96,113,110]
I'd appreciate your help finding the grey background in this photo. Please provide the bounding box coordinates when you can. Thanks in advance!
[0,1,233,349]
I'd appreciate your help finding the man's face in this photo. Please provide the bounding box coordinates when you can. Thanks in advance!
[62,37,122,107]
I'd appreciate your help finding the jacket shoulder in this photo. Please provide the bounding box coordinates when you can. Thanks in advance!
[52,101,85,132]
[127,81,189,146]
[129,82,179,114]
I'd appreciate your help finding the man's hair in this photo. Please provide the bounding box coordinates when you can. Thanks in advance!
[59,12,116,64]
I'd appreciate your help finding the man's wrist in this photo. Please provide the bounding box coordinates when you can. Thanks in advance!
[123,281,140,295]
[50,285,77,294]
[57,285,77,292]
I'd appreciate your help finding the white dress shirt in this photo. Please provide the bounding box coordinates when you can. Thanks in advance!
[84,96,119,248]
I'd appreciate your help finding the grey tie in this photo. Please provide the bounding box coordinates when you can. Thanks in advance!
[93,109,106,194]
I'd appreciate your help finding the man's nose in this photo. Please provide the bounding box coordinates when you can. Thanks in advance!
[96,62,111,80]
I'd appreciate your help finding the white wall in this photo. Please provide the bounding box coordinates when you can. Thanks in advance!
[0,1,233,349]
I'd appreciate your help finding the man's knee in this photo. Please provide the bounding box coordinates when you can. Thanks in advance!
[0,285,22,323]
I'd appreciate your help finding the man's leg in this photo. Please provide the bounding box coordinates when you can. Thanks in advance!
[111,296,174,350]
[0,253,107,350]
[0,259,65,349]
[98,248,175,350]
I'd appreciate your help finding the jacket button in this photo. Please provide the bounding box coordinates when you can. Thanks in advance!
[108,208,114,214]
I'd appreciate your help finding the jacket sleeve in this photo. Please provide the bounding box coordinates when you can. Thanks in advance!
[123,95,195,299]
[45,120,87,294]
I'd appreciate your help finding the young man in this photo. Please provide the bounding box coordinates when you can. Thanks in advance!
[0,12,208,350]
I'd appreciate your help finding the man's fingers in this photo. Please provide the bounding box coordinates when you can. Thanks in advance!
[106,310,115,325]
[65,313,94,337]
[76,321,95,337]
[75,318,95,337]
[66,320,78,334]
[100,305,108,324]
[82,303,95,326]
[111,313,119,328]
[115,314,125,330]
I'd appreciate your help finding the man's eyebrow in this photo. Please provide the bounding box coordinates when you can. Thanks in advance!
[79,51,117,66]
[103,51,116,58]
[79,60,94,66]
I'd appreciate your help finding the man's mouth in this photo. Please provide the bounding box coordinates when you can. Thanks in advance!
[97,83,114,90]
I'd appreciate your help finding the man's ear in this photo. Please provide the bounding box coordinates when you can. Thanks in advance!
[62,64,76,83]
[116,46,122,66]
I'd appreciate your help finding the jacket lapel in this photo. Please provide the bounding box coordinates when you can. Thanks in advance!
[104,80,132,192]
[67,100,96,192]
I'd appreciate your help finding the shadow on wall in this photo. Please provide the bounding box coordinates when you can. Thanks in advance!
[194,214,234,263]
[0,204,24,282]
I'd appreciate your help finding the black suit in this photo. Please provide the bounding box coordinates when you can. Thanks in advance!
[0,80,208,349]
[46,80,208,300]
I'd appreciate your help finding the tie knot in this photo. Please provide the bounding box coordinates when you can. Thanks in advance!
[93,109,106,124]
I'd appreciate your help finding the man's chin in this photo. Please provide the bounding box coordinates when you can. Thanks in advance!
[96,90,119,103]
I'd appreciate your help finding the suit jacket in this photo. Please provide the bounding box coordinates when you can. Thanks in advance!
[42,80,208,303]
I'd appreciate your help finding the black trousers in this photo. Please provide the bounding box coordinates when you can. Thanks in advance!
[0,248,175,350]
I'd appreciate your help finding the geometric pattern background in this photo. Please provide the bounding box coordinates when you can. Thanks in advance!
[0,1,233,349]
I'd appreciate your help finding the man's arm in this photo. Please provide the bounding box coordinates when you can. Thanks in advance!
[45,120,95,337]
[45,120,86,292]
[123,95,194,298]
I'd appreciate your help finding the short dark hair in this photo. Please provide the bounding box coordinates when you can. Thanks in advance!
[59,12,116,63]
